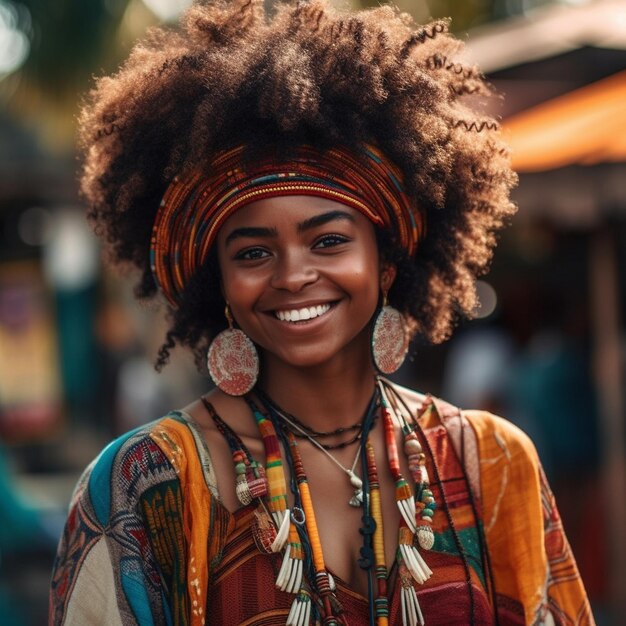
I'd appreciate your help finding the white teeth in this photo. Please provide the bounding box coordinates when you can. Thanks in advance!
[275,303,331,322]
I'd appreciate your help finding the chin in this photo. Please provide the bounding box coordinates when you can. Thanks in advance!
[268,348,339,371]
[261,334,372,373]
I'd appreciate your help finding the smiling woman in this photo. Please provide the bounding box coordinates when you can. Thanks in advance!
[49,1,593,625]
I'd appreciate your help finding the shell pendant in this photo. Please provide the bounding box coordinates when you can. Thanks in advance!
[347,470,363,507]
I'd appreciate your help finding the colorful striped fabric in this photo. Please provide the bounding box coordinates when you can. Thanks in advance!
[49,397,594,625]
[206,504,492,625]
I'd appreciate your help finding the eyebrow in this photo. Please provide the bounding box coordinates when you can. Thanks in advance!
[297,210,355,233]
[224,210,355,246]
[224,226,278,246]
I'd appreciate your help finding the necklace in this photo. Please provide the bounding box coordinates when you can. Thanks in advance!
[288,427,363,450]
[214,381,440,626]
[279,410,363,440]
[265,392,381,626]
[260,383,435,626]
[268,404,367,507]
[200,383,492,626]
[256,390,368,451]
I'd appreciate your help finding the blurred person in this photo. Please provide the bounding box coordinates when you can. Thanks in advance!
[94,279,208,434]
[441,322,515,415]
[506,289,604,604]
[49,2,593,625]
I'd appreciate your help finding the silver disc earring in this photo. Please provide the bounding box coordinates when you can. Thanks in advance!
[371,294,409,374]
[207,305,259,396]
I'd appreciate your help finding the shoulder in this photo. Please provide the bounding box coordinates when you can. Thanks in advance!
[386,381,427,415]
[70,413,189,526]
[389,380,538,459]
[461,408,539,467]
[51,415,189,625]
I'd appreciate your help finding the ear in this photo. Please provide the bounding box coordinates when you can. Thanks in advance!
[379,262,397,295]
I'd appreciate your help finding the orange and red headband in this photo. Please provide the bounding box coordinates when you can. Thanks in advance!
[150,144,424,307]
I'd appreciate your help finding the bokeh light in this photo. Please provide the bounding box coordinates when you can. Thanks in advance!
[0,1,29,77]
[473,280,498,319]
[141,0,193,22]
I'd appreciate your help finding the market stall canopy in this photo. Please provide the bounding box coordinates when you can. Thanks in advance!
[465,0,626,76]
[503,69,626,172]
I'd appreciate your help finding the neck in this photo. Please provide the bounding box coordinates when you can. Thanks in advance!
[258,350,377,433]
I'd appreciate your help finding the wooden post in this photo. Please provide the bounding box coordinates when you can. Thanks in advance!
[589,227,626,621]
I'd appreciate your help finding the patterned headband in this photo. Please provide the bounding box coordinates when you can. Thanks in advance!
[150,144,425,307]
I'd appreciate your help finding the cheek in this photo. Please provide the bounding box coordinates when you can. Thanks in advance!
[217,259,261,323]
[221,269,260,310]
[332,249,380,309]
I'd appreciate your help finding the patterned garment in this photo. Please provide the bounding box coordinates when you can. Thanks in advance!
[207,504,492,625]
[49,397,594,626]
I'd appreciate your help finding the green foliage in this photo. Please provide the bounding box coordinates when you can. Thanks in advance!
[16,0,126,99]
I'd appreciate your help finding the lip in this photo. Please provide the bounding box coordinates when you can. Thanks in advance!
[265,299,338,312]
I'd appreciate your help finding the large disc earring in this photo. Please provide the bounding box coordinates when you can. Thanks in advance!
[207,305,259,396]
[371,295,409,375]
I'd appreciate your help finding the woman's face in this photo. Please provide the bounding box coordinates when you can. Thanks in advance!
[216,195,392,372]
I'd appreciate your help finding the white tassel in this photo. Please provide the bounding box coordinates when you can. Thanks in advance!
[287,591,311,626]
[276,544,291,589]
[401,585,425,626]
[286,595,301,626]
[286,557,303,594]
[271,509,290,553]
[401,586,408,626]
[413,586,425,626]
[400,544,432,584]
[398,497,417,533]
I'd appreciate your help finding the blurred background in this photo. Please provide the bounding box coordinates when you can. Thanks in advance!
[0,0,624,623]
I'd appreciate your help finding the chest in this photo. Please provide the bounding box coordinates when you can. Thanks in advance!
[293,428,405,596]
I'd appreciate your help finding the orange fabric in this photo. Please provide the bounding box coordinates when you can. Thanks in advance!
[465,410,594,625]
[150,417,235,626]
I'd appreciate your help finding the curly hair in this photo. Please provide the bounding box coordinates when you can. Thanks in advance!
[79,0,517,371]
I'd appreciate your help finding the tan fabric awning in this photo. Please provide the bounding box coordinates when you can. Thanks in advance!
[503,70,626,172]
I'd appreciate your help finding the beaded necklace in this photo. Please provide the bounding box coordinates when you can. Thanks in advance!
[258,388,375,507]
[204,382,453,626]
[382,381,493,626]
[259,382,439,626]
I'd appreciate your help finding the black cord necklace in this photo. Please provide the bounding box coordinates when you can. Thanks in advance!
[256,388,371,450]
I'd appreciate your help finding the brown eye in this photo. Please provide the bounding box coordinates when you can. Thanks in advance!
[313,234,350,249]
[234,247,271,261]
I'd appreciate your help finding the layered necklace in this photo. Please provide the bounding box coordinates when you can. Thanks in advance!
[258,389,371,508]
[205,378,438,626]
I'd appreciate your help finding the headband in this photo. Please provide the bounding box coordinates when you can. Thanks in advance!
[150,144,424,307]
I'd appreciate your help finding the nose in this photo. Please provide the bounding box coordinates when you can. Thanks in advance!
[270,249,318,292]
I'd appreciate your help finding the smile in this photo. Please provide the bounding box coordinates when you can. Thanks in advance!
[274,303,332,322]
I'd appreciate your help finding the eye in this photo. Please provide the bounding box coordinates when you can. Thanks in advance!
[313,234,350,249]
[234,247,270,261]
